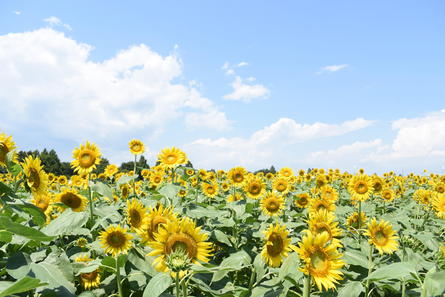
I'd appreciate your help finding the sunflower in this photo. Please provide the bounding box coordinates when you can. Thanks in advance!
[315,174,327,188]
[307,210,342,244]
[295,193,311,208]
[31,193,53,215]
[128,139,145,155]
[243,176,266,199]
[227,167,247,187]
[261,223,293,267]
[273,176,290,194]
[364,218,398,254]
[126,199,147,232]
[293,231,345,291]
[221,182,230,192]
[158,147,188,168]
[186,168,195,176]
[71,142,102,175]
[201,182,218,198]
[260,192,285,217]
[75,255,101,290]
[104,164,119,178]
[99,225,133,257]
[309,198,336,213]
[149,173,164,188]
[227,193,243,202]
[320,185,338,202]
[434,183,445,194]
[372,175,385,193]
[57,175,67,186]
[55,188,88,212]
[22,156,48,195]
[147,217,212,273]
[120,184,132,199]
[278,167,294,178]
[348,174,373,201]
[432,194,445,218]
[0,133,17,167]
[380,188,396,202]
[345,211,367,232]
[141,204,178,243]
[178,188,187,198]
[413,189,434,206]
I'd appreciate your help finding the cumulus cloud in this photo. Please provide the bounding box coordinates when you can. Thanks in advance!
[13,11,21,15]
[185,117,373,169]
[0,28,231,159]
[43,16,72,31]
[317,64,348,74]
[223,76,270,102]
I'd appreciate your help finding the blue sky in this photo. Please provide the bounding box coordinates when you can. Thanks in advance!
[1,1,445,173]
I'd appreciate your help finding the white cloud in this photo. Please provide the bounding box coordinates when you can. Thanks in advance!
[318,64,348,74]
[185,117,373,169]
[223,76,270,102]
[237,61,248,67]
[0,28,231,157]
[43,16,72,31]
[13,11,21,15]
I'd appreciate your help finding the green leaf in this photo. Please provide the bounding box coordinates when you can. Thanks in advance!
[212,250,251,282]
[6,253,31,279]
[0,216,54,242]
[212,230,232,246]
[41,209,88,236]
[0,230,12,243]
[278,253,302,282]
[117,174,137,186]
[11,203,46,227]
[337,281,364,297]
[0,277,46,297]
[0,181,16,199]
[343,249,368,268]
[366,262,417,281]
[91,182,113,199]
[30,262,76,295]
[158,184,180,200]
[142,273,172,297]
[424,270,445,296]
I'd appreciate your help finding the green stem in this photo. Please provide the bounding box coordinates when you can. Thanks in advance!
[401,279,406,297]
[248,266,256,290]
[181,277,187,297]
[358,201,362,244]
[365,245,373,297]
[133,155,138,198]
[87,175,94,230]
[175,272,180,297]
[302,274,311,297]
[116,258,123,297]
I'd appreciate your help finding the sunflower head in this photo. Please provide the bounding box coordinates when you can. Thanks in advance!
[99,225,133,257]
[75,255,101,290]
[364,218,399,254]
[348,174,373,202]
[295,193,311,208]
[345,211,367,232]
[273,176,290,194]
[243,176,266,199]
[0,133,17,167]
[158,147,188,168]
[202,182,218,198]
[309,198,336,213]
[126,199,147,232]
[380,188,396,202]
[260,192,285,216]
[227,192,243,202]
[141,204,178,243]
[261,223,293,267]
[128,139,145,155]
[432,194,445,219]
[278,167,294,178]
[227,167,248,187]
[307,209,342,243]
[71,142,102,175]
[104,164,119,178]
[56,188,88,212]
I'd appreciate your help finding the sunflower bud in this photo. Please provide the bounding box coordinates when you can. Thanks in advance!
[166,248,191,272]
[76,237,88,248]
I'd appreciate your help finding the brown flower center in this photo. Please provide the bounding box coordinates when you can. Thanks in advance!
[266,232,284,257]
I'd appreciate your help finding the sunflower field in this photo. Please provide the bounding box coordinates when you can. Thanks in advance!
[0,133,444,297]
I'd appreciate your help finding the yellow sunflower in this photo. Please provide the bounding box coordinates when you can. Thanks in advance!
[22,156,48,195]
[261,223,294,267]
[120,184,132,199]
[273,176,290,194]
[99,225,133,257]
[31,193,53,217]
[309,198,336,213]
[71,142,102,175]
[141,204,178,243]
[0,133,17,167]
[432,194,445,218]
[55,188,88,212]
[149,173,164,188]
[413,189,435,206]
[293,231,345,291]
[320,185,339,202]
[348,174,374,201]
[345,211,367,232]
[260,192,285,216]
[126,199,147,232]
[372,175,385,193]
[380,188,396,202]
[58,175,68,185]
[278,167,294,178]
[363,218,398,254]
[227,167,248,187]
[75,255,101,290]
[243,176,266,199]
[294,193,311,208]
[227,193,243,202]
[221,182,230,192]
[147,217,212,273]
[128,139,145,155]
[104,164,119,178]
[201,182,218,198]
[158,147,188,168]
[307,209,342,244]
[434,182,445,194]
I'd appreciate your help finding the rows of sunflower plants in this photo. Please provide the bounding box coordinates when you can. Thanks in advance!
[0,132,444,297]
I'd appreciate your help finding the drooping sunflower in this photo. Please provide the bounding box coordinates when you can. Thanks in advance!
[75,255,101,290]
[345,211,367,232]
[141,204,178,243]
[273,176,290,194]
[55,188,88,212]
[307,209,342,244]
[128,139,145,155]
[348,174,373,202]
[201,182,218,198]
[293,231,345,291]
[71,142,102,175]
[99,225,133,257]
[158,147,188,168]
[227,167,248,187]
[22,156,48,195]
[261,223,293,267]
[31,193,53,217]
[243,176,266,199]
[432,194,445,219]
[260,192,285,216]
[364,218,399,254]
[294,193,311,208]
[126,199,147,232]
[120,183,132,199]
[147,217,212,273]
[0,133,17,167]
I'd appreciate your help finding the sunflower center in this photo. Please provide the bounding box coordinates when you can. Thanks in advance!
[166,154,177,164]
[122,186,129,198]
[206,186,215,194]
[266,232,284,257]
[310,250,329,272]
[81,270,99,281]
[0,144,8,163]
[383,192,392,200]
[62,192,82,209]
[298,196,308,206]
[129,209,142,228]
[233,173,243,183]
[266,200,280,212]
[355,182,368,194]
[79,151,95,168]
[132,144,141,152]
[374,182,382,192]
[165,233,197,259]
[276,182,287,192]
[28,168,41,189]
[107,231,127,248]
[374,230,388,246]
[249,184,261,195]
[437,186,445,193]
[151,216,167,235]
[315,223,332,239]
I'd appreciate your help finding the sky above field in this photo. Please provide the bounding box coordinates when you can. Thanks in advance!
[1,1,445,173]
